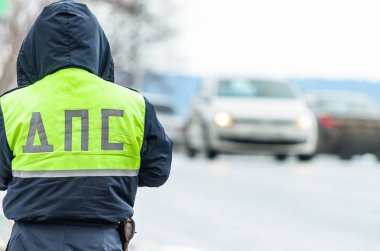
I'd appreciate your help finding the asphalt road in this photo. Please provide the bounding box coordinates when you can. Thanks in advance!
[132,153,380,251]
[1,153,380,251]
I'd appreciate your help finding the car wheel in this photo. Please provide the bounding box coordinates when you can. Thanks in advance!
[201,125,219,159]
[184,133,198,158]
[297,154,314,162]
[206,149,218,159]
[338,153,352,160]
[183,117,200,158]
[275,154,288,161]
[185,144,197,158]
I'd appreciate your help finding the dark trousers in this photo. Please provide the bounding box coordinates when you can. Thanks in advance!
[6,222,122,251]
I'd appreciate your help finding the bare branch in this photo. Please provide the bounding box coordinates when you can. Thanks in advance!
[0,0,176,91]
[84,0,140,14]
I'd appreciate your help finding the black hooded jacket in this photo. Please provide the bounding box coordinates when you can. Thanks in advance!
[17,0,114,86]
[0,0,172,224]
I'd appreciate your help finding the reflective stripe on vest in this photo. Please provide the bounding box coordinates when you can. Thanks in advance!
[1,68,145,178]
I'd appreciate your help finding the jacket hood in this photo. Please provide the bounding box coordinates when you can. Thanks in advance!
[17,0,114,87]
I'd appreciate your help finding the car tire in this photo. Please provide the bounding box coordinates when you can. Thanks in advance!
[275,154,288,161]
[185,145,197,158]
[201,125,219,159]
[183,117,200,158]
[184,132,197,158]
[338,153,352,160]
[205,149,218,159]
[297,154,314,162]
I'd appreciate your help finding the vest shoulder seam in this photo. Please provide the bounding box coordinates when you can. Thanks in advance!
[0,86,28,99]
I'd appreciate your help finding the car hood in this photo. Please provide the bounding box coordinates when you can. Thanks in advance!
[212,98,312,119]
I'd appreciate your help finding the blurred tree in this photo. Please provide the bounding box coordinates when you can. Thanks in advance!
[0,0,52,92]
[85,0,175,88]
[0,0,175,92]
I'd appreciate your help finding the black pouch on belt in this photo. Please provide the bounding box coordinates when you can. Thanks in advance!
[118,218,136,251]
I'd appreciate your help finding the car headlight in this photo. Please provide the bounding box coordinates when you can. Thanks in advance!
[214,112,234,127]
[295,115,313,129]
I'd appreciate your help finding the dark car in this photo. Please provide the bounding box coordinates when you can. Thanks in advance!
[305,91,380,160]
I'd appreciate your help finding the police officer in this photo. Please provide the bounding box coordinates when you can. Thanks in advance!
[0,1,172,250]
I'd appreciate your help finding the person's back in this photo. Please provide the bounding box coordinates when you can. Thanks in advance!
[0,1,172,250]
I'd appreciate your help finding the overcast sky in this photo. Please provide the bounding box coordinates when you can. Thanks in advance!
[170,0,380,80]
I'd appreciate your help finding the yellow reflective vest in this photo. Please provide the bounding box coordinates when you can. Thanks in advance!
[1,68,145,178]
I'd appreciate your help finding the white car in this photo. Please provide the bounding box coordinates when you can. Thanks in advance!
[184,78,318,160]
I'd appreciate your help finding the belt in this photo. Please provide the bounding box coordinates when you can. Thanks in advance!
[16,220,120,228]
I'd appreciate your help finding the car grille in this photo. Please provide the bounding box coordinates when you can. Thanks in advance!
[219,136,306,145]
[234,118,294,127]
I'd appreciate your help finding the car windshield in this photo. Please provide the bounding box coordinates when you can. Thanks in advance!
[318,98,380,117]
[217,79,296,99]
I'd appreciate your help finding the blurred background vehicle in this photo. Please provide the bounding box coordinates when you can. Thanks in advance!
[184,78,318,161]
[144,93,186,146]
[305,91,380,160]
